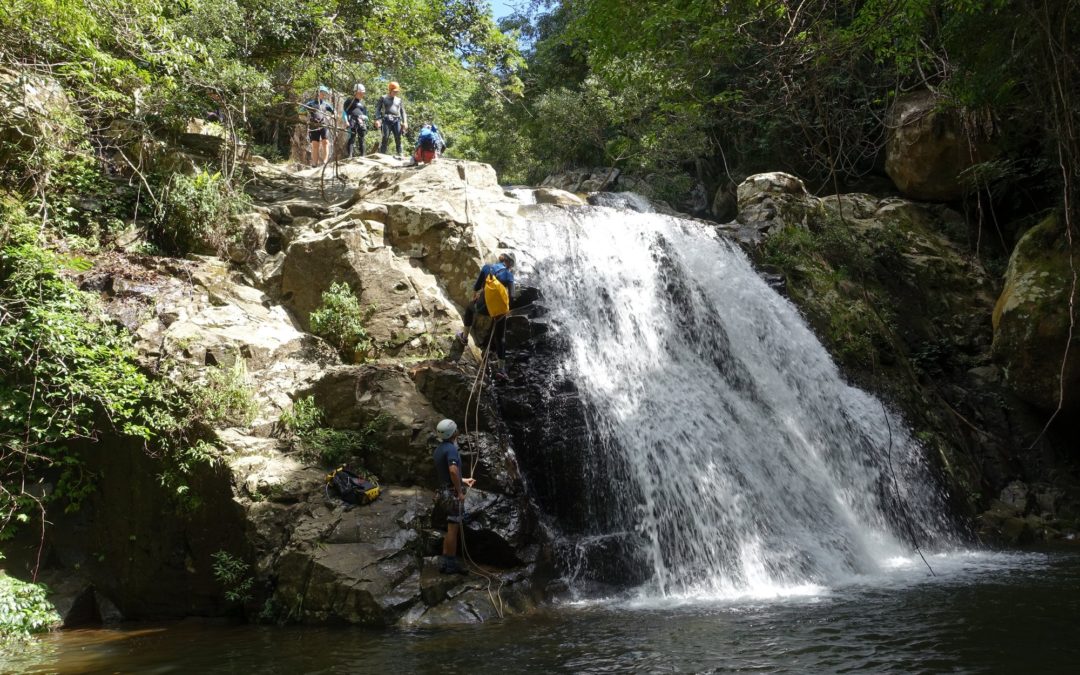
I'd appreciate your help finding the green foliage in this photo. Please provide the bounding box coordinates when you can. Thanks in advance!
[0,205,157,535]
[154,171,250,256]
[0,574,61,642]
[0,198,256,539]
[191,360,260,428]
[279,396,322,437]
[211,550,253,605]
[760,218,893,370]
[281,396,386,469]
[309,282,376,362]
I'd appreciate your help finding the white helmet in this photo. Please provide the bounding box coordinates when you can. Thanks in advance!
[354,83,366,93]
[499,250,516,268]
[436,419,458,440]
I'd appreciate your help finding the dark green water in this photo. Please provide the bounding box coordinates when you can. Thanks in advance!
[6,549,1080,674]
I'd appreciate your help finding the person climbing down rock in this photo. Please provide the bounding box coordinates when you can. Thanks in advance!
[343,83,368,158]
[375,81,408,156]
[433,418,474,575]
[302,85,335,167]
[412,123,445,165]
[451,251,515,380]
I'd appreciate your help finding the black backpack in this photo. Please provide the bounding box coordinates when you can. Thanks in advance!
[325,466,381,505]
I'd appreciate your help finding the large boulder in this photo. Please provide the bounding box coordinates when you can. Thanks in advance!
[884,90,997,202]
[731,172,822,243]
[992,212,1080,412]
[272,487,429,625]
[541,167,620,193]
[279,219,459,358]
[347,159,523,307]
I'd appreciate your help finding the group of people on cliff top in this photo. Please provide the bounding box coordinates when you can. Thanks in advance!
[301,81,445,168]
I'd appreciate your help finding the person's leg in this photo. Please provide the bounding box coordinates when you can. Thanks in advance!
[392,120,402,155]
[380,123,390,153]
[494,316,507,361]
[358,128,366,156]
[346,129,355,157]
[443,523,459,557]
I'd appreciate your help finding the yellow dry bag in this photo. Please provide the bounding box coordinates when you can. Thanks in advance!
[484,273,510,318]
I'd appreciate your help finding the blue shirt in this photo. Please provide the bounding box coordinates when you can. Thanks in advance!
[433,440,461,487]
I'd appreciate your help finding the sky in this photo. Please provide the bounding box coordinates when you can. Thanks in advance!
[488,0,522,20]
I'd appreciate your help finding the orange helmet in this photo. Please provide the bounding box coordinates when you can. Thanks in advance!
[388,81,400,92]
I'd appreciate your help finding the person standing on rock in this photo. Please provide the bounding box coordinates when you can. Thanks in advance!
[375,81,408,156]
[303,85,335,167]
[434,419,474,575]
[454,251,516,380]
[343,83,369,158]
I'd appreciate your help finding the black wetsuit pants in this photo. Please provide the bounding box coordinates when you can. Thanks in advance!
[463,301,507,361]
[347,125,366,157]
[379,117,402,155]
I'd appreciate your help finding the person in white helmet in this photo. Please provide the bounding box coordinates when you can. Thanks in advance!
[343,83,368,158]
[433,418,474,574]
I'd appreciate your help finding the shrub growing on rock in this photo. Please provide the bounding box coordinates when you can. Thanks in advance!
[154,171,250,256]
[309,282,376,362]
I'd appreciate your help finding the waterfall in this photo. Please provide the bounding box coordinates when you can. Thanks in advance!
[517,206,958,600]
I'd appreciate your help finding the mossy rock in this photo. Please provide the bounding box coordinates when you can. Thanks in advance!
[991,212,1080,412]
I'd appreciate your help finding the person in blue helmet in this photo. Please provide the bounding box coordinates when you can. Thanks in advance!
[455,251,516,380]
[433,419,474,575]
[302,85,335,166]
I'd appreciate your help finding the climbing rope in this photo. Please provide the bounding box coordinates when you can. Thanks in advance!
[881,400,937,577]
[454,321,507,618]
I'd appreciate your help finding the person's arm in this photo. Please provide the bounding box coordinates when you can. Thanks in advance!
[448,464,475,499]
[472,264,489,297]
[342,99,351,124]
[374,96,383,128]
[400,99,407,131]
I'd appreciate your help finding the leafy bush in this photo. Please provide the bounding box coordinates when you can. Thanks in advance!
[309,282,376,362]
[280,396,386,469]
[191,360,260,428]
[0,573,61,642]
[154,171,250,256]
[280,396,321,437]
[211,550,252,605]
[1,206,157,536]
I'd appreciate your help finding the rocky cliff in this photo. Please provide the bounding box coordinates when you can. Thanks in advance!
[18,153,1079,629]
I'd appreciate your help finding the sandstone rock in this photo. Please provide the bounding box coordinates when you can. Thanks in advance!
[348,159,522,307]
[735,172,821,242]
[992,212,1080,412]
[541,167,619,193]
[884,90,997,202]
[272,487,431,625]
[533,187,586,207]
[279,222,459,359]
[999,480,1031,514]
[303,365,445,484]
[226,211,271,264]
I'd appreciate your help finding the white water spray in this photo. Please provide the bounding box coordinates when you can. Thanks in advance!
[519,206,957,599]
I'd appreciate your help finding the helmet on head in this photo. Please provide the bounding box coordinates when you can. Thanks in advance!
[436,419,458,441]
[388,81,400,92]
[318,85,330,94]
[499,251,516,268]
[354,83,365,93]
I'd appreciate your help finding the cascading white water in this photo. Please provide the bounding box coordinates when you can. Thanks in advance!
[519,206,958,600]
